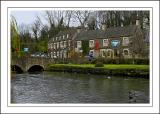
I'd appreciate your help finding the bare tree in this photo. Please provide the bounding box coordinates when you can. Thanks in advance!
[65,11,73,27]
[31,18,41,41]
[73,11,91,27]
[130,27,146,59]
[45,11,55,27]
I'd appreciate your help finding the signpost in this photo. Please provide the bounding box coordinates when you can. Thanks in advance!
[24,48,29,52]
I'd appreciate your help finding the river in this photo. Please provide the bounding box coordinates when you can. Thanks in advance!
[11,71,149,103]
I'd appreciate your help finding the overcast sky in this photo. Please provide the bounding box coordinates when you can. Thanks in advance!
[10,10,47,26]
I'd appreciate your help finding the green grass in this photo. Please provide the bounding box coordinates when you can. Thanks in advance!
[49,64,149,70]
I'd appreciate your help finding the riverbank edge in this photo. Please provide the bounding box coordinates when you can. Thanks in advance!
[46,64,149,78]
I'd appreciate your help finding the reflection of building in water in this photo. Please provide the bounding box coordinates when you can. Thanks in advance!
[48,18,149,59]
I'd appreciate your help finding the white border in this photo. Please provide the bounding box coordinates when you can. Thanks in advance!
[1,1,159,113]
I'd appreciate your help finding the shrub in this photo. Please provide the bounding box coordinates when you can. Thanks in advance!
[95,62,104,67]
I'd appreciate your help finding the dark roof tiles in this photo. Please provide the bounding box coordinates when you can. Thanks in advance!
[75,25,139,40]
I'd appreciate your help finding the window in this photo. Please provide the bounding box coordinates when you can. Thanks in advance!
[67,34,69,38]
[77,41,82,48]
[89,50,94,57]
[123,37,129,46]
[57,42,59,48]
[63,50,67,58]
[56,37,58,41]
[59,36,61,40]
[89,40,94,48]
[64,41,67,48]
[103,39,109,47]
[60,41,63,48]
[111,40,120,47]
[54,43,56,49]
[57,51,59,58]
[63,35,65,39]
[54,52,56,58]
[51,52,53,58]
[68,40,71,47]
[123,49,129,55]
[107,49,112,57]
[48,44,50,49]
[59,51,62,58]
[100,49,106,57]
[53,38,54,41]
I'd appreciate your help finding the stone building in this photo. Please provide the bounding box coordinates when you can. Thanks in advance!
[48,29,77,59]
[48,19,148,59]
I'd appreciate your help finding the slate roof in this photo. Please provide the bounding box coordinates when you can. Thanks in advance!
[75,25,139,41]
[48,25,141,43]
[48,28,77,43]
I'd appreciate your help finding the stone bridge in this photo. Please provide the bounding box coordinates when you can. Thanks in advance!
[11,56,54,73]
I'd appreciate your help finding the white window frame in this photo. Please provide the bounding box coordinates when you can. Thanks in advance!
[63,41,67,48]
[63,35,65,39]
[89,40,94,48]
[67,34,69,38]
[63,50,67,58]
[103,39,109,47]
[60,41,63,48]
[100,49,106,57]
[48,44,51,49]
[68,40,71,47]
[54,43,56,49]
[123,48,130,56]
[106,49,112,57]
[57,42,59,49]
[122,37,129,46]
[77,41,82,48]
[53,51,56,58]
[51,52,53,58]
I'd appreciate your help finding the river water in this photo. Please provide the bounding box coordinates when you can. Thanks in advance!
[11,72,149,103]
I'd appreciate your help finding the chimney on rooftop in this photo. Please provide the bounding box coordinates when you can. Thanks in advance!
[77,26,82,33]
[101,23,107,31]
[136,14,140,26]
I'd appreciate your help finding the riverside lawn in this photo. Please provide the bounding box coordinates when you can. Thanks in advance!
[48,64,149,70]
[47,64,149,78]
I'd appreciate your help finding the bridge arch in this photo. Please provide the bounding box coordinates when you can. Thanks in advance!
[27,65,44,72]
[11,65,23,73]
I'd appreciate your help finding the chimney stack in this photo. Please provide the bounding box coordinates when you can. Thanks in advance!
[136,14,140,26]
[77,26,82,33]
[101,23,107,31]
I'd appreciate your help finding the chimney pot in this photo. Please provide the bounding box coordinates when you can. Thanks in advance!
[101,23,107,31]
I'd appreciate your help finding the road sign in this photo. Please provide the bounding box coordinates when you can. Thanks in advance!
[24,48,29,52]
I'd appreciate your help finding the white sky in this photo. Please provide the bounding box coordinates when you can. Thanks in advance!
[11,10,47,26]
[10,10,79,28]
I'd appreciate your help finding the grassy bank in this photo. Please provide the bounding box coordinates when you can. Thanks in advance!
[47,64,149,78]
[49,64,149,70]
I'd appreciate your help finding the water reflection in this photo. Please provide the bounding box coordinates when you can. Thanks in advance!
[11,72,149,103]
